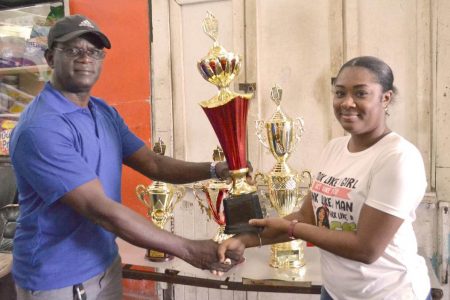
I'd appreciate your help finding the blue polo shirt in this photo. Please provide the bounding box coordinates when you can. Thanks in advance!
[9,82,145,290]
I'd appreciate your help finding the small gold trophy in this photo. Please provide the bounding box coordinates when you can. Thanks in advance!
[193,147,233,243]
[255,84,312,268]
[198,11,263,234]
[135,138,185,262]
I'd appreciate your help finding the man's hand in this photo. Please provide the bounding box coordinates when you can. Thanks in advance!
[217,237,246,266]
[215,160,254,183]
[215,161,229,180]
[183,239,244,273]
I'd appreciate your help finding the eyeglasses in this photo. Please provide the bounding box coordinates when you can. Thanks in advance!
[54,47,106,60]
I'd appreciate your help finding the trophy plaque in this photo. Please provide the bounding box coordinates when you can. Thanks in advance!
[197,11,263,234]
[135,138,185,262]
[193,147,233,243]
[255,84,312,268]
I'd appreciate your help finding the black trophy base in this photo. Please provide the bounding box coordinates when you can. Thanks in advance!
[223,192,264,234]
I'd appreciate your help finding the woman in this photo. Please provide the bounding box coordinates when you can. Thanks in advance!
[218,56,431,299]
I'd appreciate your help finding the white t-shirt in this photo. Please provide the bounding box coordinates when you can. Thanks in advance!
[311,132,430,300]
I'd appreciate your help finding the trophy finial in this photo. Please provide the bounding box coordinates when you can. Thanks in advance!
[202,11,219,45]
[270,84,283,107]
[212,146,225,162]
[153,137,166,155]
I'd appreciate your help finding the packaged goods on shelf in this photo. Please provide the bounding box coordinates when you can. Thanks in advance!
[0,80,34,114]
[23,25,50,66]
[0,82,34,104]
[0,36,26,68]
[0,114,18,156]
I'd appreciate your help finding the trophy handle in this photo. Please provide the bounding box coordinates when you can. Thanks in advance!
[258,188,270,218]
[255,120,269,149]
[300,170,312,188]
[299,170,313,199]
[293,117,305,150]
[254,172,269,217]
[254,172,268,186]
[135,184,151,209]
[173,185,186,207]
[192,182,213,220]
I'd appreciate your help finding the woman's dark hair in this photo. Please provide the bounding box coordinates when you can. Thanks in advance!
[316,206,330,228]
[337,56,398,94]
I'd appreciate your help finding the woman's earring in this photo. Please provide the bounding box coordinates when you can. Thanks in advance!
[384,106,390,116]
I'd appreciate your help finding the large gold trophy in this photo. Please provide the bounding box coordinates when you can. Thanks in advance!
[135,138,185,262]
[255,84,312,268]
[193,147,233,243]
[197,11,263,234]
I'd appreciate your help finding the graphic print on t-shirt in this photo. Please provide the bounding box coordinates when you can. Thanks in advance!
[311,171,358,231]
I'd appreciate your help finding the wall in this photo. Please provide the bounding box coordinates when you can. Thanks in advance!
[69,0,152,217]
[435,0,450,286]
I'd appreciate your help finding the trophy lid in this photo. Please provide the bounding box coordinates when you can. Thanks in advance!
[153,137,166,155]
[198,11,252,108]
[268,84,292,123]
[212,146,225,162]
[150,138,171,190]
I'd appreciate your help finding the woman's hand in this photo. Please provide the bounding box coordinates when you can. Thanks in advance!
[249,217,291,240]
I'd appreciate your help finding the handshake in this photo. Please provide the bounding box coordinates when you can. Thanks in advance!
[180,237,247,275]
[173,216,293,274]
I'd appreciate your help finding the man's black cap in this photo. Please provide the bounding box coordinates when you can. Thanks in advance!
[47,14,111,49]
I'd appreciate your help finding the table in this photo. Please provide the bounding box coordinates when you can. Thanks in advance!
[118,239,322,299]
[118,239,444,300]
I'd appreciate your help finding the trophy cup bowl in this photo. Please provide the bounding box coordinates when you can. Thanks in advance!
[258,171,311,217]
[198,50,241,89]
[255,84,312,268]
[198,11,263,234]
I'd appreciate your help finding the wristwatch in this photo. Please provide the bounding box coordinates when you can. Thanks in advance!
[288,219,299,240]
[210,161,219,179]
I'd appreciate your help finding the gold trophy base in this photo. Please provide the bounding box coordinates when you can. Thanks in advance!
[145,249,174,262]
[270,240,305,269]
[213,225,234,244]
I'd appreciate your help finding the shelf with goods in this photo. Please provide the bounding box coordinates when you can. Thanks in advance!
[0,64,50,76]
[0,0,66,157]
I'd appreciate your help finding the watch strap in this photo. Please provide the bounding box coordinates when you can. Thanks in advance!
[210,161,218,179]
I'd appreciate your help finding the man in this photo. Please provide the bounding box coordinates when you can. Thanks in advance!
[9,14,242,300]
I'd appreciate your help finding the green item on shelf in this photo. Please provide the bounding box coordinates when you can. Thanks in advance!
[46,5,64,26]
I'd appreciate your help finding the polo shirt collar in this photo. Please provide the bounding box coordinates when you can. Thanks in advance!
[41,82,95,114]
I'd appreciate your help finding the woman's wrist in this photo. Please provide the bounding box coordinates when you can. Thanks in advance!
[235,233,260,248]
[287,219,299,240]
